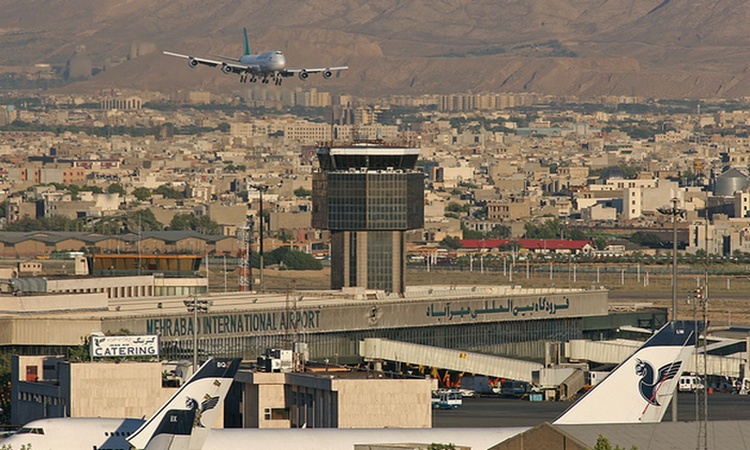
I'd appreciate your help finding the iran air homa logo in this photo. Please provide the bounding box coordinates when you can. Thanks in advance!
[634,358,681,406]
[186,393,220,428]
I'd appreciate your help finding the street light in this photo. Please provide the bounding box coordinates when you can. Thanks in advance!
[252,184,270,291]
[657,196,685,422]
[184,295,210,371]
[657,197,685,322]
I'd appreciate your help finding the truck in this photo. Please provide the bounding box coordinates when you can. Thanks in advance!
[678,374,705,392]
[459,375,501,396]
[501,380,532,398]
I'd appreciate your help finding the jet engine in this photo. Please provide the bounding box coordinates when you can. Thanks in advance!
[322,70,333,79]
[188,58,199,68]
[221,63,233,75]
[298,71,309,80]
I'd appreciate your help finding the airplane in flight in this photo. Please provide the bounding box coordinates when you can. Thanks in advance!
[1,321,698,450]
[163,28,348,86]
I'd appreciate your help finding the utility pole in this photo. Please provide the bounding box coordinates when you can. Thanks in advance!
[184,295,210,371]
[251,184,271,291]
[657,197,684,422]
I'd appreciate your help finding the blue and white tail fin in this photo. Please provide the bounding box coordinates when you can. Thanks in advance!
[554,321,699,425]
[127,358,242,450]
[243,27,251,56]
[141,408,196,450]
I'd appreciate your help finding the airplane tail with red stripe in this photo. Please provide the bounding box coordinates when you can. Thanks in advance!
[554,321,699,425]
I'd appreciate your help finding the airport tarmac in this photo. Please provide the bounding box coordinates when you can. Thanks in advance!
[433,393,750,427]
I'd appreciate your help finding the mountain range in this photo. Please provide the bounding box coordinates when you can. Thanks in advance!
[3,0,750,98]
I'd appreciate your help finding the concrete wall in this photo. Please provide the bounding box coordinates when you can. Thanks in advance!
[68,362,174,418]
[11,358,179,426]
[238,371,435,429]
[0,317,102,346]
[334,377,435,428]
[242,372,290,428]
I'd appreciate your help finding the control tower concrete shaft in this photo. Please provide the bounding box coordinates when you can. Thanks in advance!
[313,142,424,294]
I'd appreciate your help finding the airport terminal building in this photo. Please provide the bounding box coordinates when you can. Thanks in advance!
[0,283,662,364]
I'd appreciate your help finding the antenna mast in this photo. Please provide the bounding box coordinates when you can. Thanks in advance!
[237,218,253,292]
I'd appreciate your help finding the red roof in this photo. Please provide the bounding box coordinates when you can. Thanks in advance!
[460,239,509,249]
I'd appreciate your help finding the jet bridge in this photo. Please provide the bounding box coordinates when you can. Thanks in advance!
[566,338,745,378]
[359,338,543,382]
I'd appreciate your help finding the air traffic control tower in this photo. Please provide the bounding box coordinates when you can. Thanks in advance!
[313,142,424,294]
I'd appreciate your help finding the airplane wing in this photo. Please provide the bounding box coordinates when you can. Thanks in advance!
[163,51,259,75]
[163,51,223,68]
[284,66,349,79]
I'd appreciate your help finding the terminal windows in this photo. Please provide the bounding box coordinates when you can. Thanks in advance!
[264,407,289,420]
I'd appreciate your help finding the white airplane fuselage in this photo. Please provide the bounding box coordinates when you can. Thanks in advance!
[1,418,524,450]
[238,51,286,73]
[2,417,142,450]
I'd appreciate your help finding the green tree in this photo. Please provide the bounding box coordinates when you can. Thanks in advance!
[120,209,163,232]
[170,213,195,231]
[251,247,322,270]
[446,202,471,214]
[427,444,456,450]
[524,218,561,239]
[568,228,587,240]
[489,225,511,238]
[594,435,614,450]
[294,187,312,198]
[155,184,185,199]
[440,236,463,249]
[277,230,294,243]
[132,187,152,202]
[593,434,637,450]
[4,214,78,232]
[629,231,664,248]
[107,183,126,195]
[195,215,221,235]
[169,213,221,235]
[0,353,10,424]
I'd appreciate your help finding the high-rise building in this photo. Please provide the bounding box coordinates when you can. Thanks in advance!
[312,143,424,294]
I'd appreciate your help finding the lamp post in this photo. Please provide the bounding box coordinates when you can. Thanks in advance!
[253,184,270,291]
[657,197,684,322]
[657,197,684,422]
[184,295,210,371]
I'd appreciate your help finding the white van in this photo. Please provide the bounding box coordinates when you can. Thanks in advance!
[679,375,704,392]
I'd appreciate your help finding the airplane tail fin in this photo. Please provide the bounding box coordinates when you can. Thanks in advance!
[243,27,251,56]
[127,358,242,450]
[553,321,700,425]
[142,408,195,450]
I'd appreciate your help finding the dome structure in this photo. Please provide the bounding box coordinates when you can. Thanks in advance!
[715,168,749,197]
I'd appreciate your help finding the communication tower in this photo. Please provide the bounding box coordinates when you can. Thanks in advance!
[237,218,253,292]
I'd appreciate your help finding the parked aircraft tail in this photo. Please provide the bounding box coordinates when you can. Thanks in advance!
[141,408,196,450]
[243,27,251,56]
[554,321,700,425]
[127,358,242,450]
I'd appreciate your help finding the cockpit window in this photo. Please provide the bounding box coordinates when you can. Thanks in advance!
[17,427,45,435]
